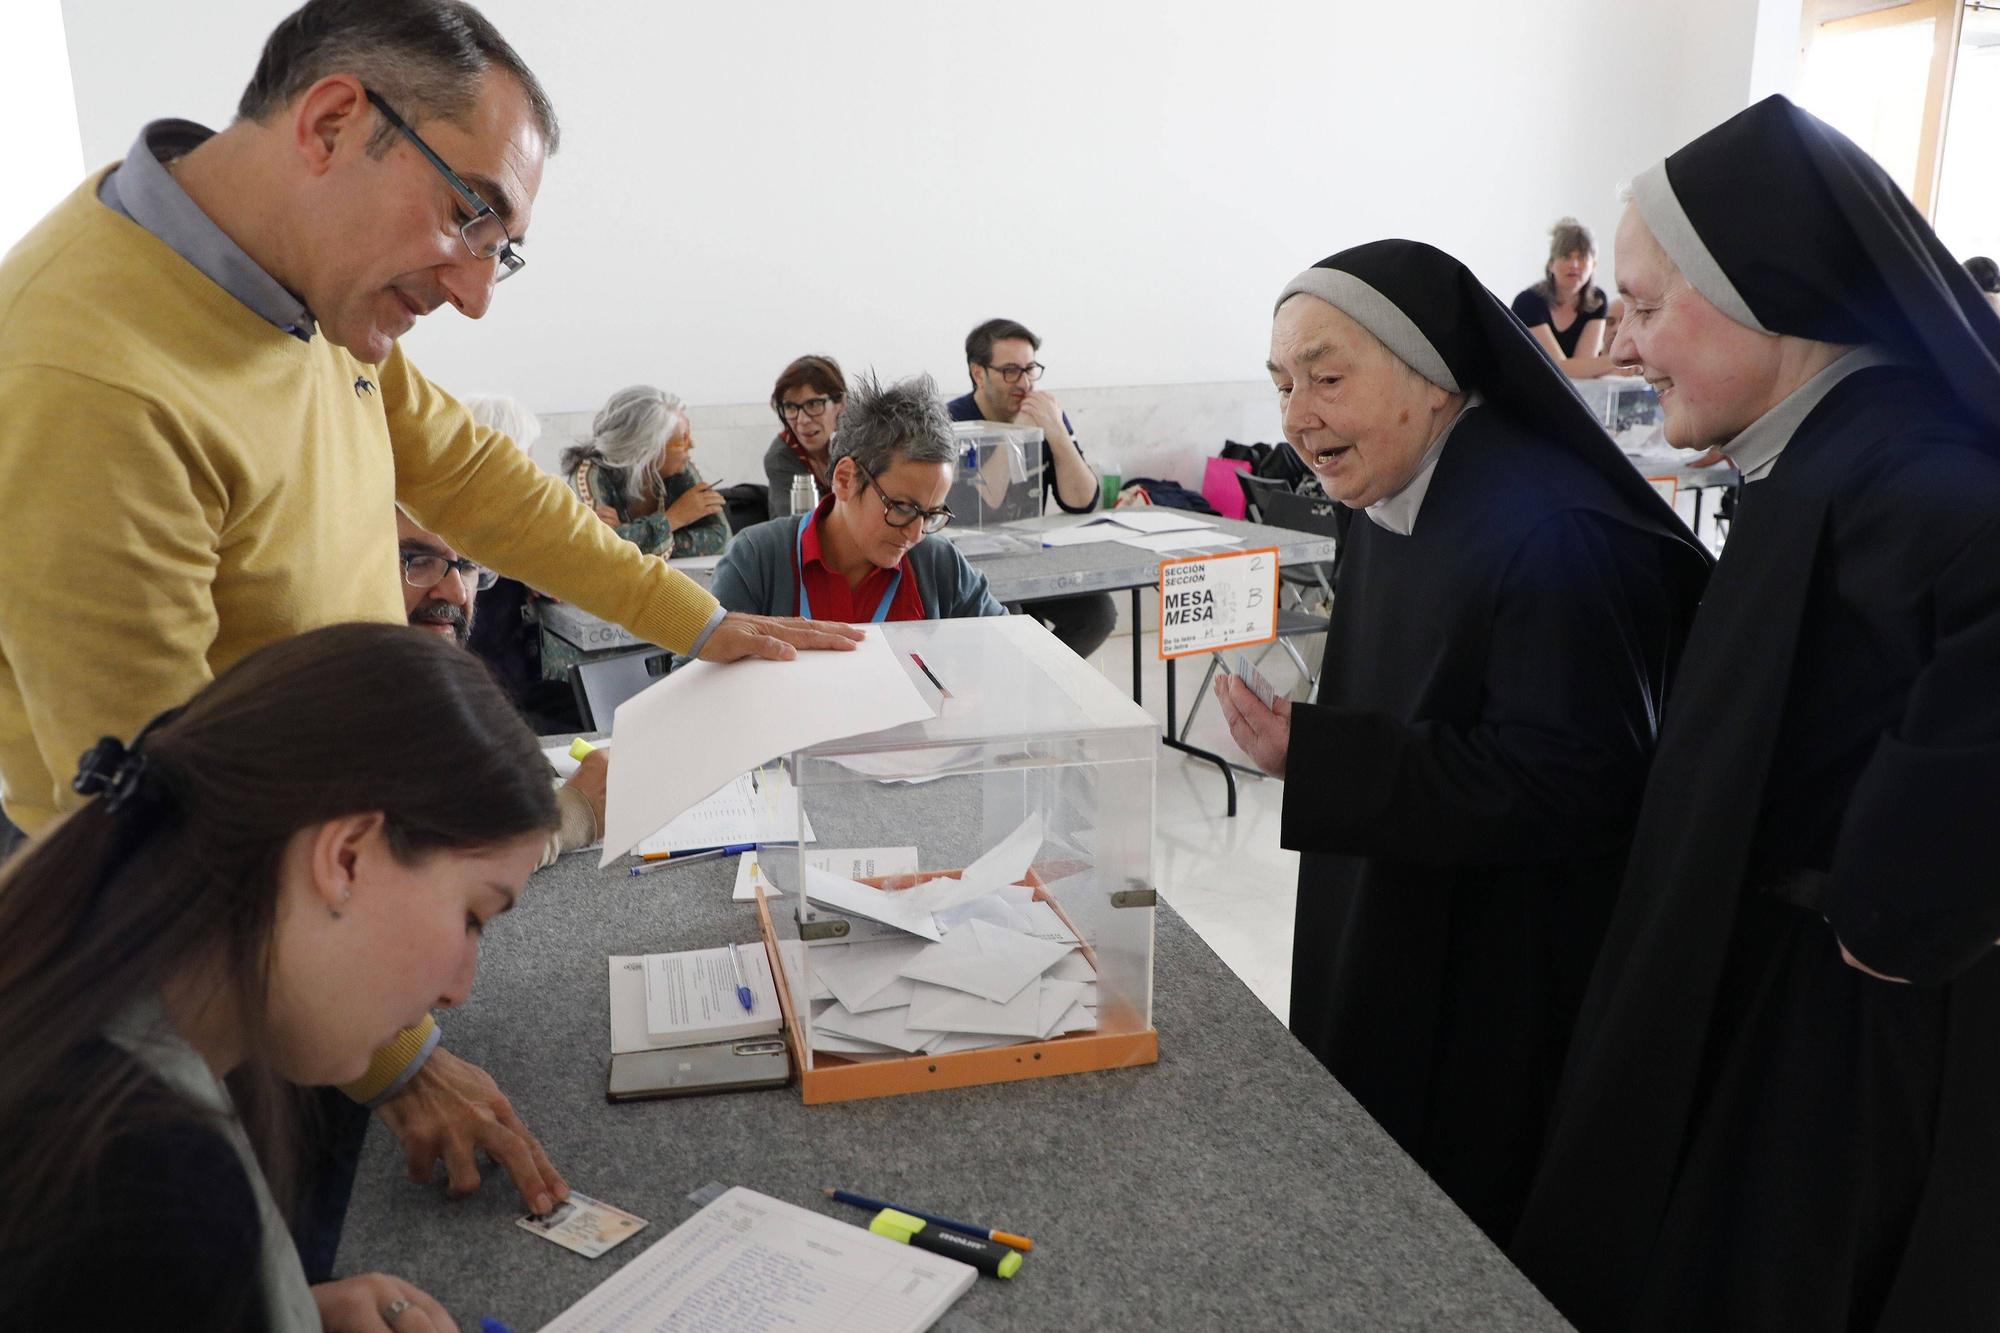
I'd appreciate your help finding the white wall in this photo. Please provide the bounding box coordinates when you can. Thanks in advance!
[3,1,86,255]
[60,0,1777,486]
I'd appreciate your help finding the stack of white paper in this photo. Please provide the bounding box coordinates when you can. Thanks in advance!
[601,626,934,866]
[790,815,1100,1060]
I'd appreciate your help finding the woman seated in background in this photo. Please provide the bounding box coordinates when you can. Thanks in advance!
[713,372,1004,624]
[561,385,730,560]
[1512,216,1618,378]
[0,623,557,1330]
[764,354,847,513]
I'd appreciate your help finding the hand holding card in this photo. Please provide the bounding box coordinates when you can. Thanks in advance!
[518,1192,650,1259]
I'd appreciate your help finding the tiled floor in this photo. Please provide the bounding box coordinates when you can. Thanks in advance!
[1086,634,1306,1025]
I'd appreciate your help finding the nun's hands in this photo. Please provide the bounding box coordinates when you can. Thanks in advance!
[1217,674,1291,777]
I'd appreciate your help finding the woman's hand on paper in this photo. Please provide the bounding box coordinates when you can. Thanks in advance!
[313,1272,457,1332]
[1217,673,1292,777]
[698,612,865,663]
[374,1047,569,1215]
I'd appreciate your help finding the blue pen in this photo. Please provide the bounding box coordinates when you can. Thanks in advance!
[480,1320,516,1333]
[727,941,756,1012]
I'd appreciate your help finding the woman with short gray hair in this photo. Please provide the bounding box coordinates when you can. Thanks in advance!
[560,385,729,560]
[709,373,1003,624]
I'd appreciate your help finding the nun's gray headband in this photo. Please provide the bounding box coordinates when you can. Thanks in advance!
[1630,161,1771,334]
[1275,269,1460,393]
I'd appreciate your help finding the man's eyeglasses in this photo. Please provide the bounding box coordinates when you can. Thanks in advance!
[365,89,526,283]
[856,461,953,534]
[778,395,838,422]
[980,360,1044,385]
[402,551,499,593]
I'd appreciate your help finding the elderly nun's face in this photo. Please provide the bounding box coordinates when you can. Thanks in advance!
[1269,295,1456,509]
[1611,203,1786,452]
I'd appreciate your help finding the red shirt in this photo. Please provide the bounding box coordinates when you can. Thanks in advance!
[794,503,928,623]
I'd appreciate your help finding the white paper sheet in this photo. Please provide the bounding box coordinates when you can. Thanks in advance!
[642,946,782,1040]
[812,1000,943,1053]
[810,938,929,1013]
[898,919,1074,1004]
[601,626,934,865]
[802,864,942,941]
[921,1029,1030,1054]
[1113,529,1247,553]
[904,977,1047,1037]
[667,553,725,572]
[636,770,810,857]
[1035,979,1096,1037]
[1092,508,1216,533]
[1036,525,1129,549]
[1048,950,1099,983]
[541,1186,976,1333]
[735,845,920,902]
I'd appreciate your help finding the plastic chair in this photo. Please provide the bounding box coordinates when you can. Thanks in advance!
[569,647,672,732]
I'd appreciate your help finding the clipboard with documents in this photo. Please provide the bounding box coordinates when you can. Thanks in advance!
[540,1185,976,1332]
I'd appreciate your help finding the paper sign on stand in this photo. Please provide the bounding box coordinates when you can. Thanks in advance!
[1156,545,1281,659]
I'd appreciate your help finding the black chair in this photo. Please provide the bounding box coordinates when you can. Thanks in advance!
[569,647,673,732]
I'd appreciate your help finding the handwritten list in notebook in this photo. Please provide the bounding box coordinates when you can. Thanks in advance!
[539,1186,976,1332]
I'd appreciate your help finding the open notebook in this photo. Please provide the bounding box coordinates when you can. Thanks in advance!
[540,1186,977,1332]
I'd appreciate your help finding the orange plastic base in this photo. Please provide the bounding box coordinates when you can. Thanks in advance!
[754,870,1159,1105]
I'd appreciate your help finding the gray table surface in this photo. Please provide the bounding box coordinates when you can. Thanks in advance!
[540,514,1337,654]
[335,836,1566,1330]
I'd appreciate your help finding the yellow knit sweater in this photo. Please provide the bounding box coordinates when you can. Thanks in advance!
[0,173,719,1099]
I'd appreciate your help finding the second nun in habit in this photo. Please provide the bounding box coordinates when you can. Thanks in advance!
[1219,240,1711,1243]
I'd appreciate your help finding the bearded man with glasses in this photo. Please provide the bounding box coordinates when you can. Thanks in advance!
[947,317,1116,658]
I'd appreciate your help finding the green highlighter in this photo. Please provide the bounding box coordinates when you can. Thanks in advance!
[869,1208,1024,1278]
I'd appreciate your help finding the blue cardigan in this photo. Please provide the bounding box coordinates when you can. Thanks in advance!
[709,515,1006,621]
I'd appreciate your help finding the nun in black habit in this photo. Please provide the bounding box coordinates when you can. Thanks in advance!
[1219,240,1710,1243]
[1510,96,2000,1333]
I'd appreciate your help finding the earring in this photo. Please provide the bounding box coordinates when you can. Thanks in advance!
[329,888,352,921]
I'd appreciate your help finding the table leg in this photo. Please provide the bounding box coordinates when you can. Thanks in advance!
[1162,654,1239,819]
[1129,587,1143,707]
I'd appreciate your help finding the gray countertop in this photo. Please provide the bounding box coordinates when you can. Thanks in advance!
[335,836,1567,1331]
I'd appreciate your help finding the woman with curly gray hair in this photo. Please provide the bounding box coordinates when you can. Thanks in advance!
[560,385,729,559]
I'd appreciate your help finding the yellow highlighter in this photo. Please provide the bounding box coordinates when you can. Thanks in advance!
[568,737,598,761]
[869,1208,1023,1279]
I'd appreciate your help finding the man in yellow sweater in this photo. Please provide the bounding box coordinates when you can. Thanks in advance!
[0,0,857,1269]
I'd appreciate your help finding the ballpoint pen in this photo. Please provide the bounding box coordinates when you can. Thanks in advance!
[727,941,755,1012]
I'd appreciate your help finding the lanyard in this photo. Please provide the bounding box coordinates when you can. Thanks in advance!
[796,513,903,623]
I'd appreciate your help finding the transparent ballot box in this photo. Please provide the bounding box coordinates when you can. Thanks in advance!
[752,617,1159,1104]
[946,420,1044,532]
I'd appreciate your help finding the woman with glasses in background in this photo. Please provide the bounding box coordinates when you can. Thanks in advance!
[764,355,847,513]
[708,373,1004,628]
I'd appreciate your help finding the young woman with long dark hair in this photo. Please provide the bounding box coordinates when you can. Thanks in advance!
[0,623,558,1331]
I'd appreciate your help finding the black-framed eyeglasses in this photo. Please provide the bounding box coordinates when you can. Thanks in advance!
[778,395,838,422]
[980,360,1044,385]
[856,461,952,534]
[365,89,526,283]
[402,551,499,592]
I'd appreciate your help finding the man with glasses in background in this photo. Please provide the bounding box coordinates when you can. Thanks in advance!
[0,0,862,1280]
[396,508,607,868]
[947,317,1116,657]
